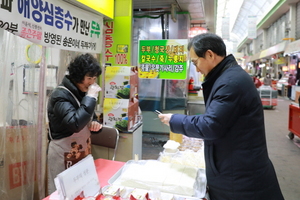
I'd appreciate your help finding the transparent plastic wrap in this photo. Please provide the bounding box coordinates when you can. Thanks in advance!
[108,160,207,198]
[158,148,206,169]
[0,30,40,199]
[101,185,205,200]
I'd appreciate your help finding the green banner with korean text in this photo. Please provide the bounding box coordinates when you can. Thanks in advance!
[138,39,188,80]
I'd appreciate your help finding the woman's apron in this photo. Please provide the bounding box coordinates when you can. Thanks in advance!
[47,86,92,194]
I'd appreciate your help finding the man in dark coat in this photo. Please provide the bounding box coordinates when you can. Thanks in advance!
[158,33,284,200]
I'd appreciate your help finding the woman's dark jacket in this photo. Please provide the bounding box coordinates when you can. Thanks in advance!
[47,76,99,140]
[170,55,284,200]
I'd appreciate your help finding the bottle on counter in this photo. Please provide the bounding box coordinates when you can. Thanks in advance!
[189,77,194,91]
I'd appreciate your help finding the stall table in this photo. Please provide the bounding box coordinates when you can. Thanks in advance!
[43,159,125,200]
[44,155,208,200]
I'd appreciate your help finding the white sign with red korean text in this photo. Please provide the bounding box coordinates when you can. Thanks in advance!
[0,0,103,53]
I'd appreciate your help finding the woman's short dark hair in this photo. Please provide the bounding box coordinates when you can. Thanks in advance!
[188,33,226,58]
[68,53,101,83]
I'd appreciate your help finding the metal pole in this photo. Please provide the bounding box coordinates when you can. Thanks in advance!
[37,46,47,199]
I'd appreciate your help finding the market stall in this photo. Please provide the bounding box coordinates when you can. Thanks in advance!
[288,103,300,140]
[44,136,208,200]
[0,0,109,199]
[43,158,125,200]
[258,85,278,109]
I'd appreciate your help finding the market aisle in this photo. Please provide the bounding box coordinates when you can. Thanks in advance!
[142,133,167,160]
[264,96,300,200]
[142,96,300,200]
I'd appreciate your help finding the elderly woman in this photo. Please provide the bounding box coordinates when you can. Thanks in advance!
[263,73,272,86]
[47,53,102,194]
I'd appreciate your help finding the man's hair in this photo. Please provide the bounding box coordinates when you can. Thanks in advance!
[68,53,102,83]
[188,33,227,58]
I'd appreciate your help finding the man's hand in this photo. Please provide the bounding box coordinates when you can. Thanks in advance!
[158,113,173,126]
[89,121,102,132]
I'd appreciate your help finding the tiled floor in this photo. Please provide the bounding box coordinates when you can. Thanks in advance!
[264,97,300,200]
[142,96,300,200]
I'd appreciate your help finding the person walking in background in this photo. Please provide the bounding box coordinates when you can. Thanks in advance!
[263,73,272,86]
[47,53,102,194]
[287,73,296,99]
[296,73,300,86]
[158,33,284,200]
[253,75,262,88]
[278,71,282,80]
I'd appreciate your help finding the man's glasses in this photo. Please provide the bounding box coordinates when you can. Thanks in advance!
[191,57,199,66]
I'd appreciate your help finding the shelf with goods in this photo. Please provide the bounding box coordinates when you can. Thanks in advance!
[93,66,143,162]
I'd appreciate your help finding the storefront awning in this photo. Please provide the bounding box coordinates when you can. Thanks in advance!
[248,52,261,62]
[259,41,288,59]
[248,41,288,62]
[284,39,300,56]
[244,56,251,63]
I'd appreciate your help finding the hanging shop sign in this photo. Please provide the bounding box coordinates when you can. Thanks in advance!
[188,26,207,38]
[284,39,300,56]
[274,55,286,65]
[0,0,103,53]
[249,52,260,62]
[282,66,288,71]
[104,0,132,66]
[221,16,230,40]
[104,19,131,66]
[248,15,257,39]
[138,39,188,80]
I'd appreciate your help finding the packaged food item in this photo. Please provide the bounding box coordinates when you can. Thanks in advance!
[103,98,138,131]
[163,140,180,153]
[102,185,123,196]
[105,66,138,99]
[148,189,174,200]
[159,149,205,169]
[159,193,174,200]
[130,188,150,200]
[83,197,96,200]
[113,160,200,197]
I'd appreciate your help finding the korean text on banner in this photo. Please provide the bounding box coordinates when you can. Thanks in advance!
[138,39,188,80]
[0,0,103,53]
[248,15,257,39]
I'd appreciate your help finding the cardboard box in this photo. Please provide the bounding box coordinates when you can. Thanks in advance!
[0,126,37,200]
[103,98,139,132]
[105,66,138,99]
